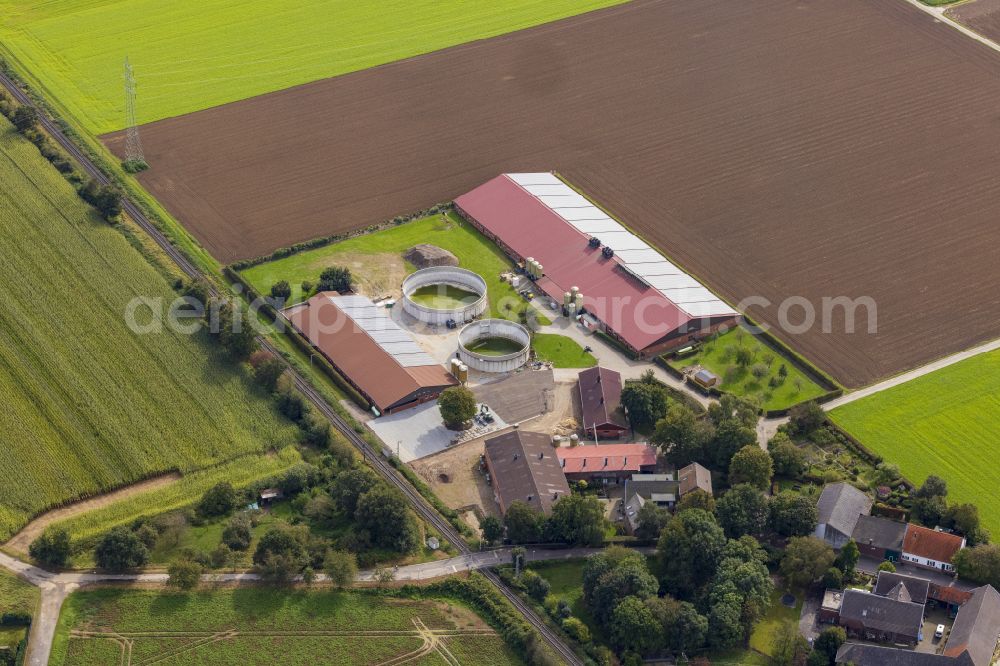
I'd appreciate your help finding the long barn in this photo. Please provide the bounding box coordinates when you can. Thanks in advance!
[455,173,737,358]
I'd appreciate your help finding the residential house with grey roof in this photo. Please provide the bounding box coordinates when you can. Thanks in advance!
[815,482,873,548]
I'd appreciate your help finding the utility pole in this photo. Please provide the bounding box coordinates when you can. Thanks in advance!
[123,57,147,172]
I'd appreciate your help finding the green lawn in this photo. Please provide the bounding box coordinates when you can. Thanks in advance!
[0,0,626,135]
[669,326,826,411]
[830,349,1000,537]
[532,333,597,369]
[749,589,803,656]
[0,568,38,616]
[0,119,298,541]
[242,212,548,324]
[51,587,522,666]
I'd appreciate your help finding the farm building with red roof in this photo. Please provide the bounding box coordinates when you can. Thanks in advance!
[454,173,738,357]
[577,366,628,440]
[901,524,966,572]
[557,444,657,484]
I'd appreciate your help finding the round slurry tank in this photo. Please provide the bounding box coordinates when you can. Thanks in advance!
[457,319,531,373]
[401,267,488,325]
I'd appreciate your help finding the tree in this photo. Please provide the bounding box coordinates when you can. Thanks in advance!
[167,558,203,590]
[522,570,551,601]
[771,620,811,666]
[634,501,670,541]
[620,380,669,431]
[716,484,769,538]
[769,491,819,537]
[438,386,477,429]
[253,356,286,392]
[301,412,332,447]
[504,500,545,544]
[768,432,807,477]
[561,617,591,644]
[728,445,773,490]
[911,475,949,527]
[953,544,1000,587]
[946,503,982,538]
[878,560,897,573]
[545,495,607,546]
[372,565,396,586]
[317,266,352,293]
[198,482,238,518]
[788,401,826,436]
[835,538,860,576]
[609,596,662,655]
[221,514,252,551]
[711,541,773,638]
[780,537,835,588]
[812,626,846,666]
[12,105,37,132]
[656,509,727,596]
[270,280,291,301]
[645,596,708,655]
[253,524,305,571]
[710,419,758,469]
[95,527,149,571]
[708,394,760,430]
[329,468,377,517]
[355,485,420,553]
[652,402,710,466]
[480,515,503,545]
[707,594,744,649]
[583,547,658,625]
[822,567,844,589]
[323,549,358,588]
[677,488,716,514]
[29,527,71,568]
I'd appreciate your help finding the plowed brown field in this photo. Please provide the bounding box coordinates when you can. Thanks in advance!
[105,0,1000,387]
[947,0,1000,41]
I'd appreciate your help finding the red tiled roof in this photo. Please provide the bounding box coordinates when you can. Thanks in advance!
[929,583,973,606]
[556,444,657,474]
[902,524,965,563]
[455,175,691,352]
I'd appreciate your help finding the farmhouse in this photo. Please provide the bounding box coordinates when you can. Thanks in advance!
[835,588,925,645]
[483,430,570,516]
[577,366,628,440]
[836,585,1000,666]
[678,462,713,497]
[815,483,873,548]
[454,173,737,358]
[285,293,456,415]
[621,464,711,534]
[852,514,907,562]
[901,524,966,572]
[557,444,657,484]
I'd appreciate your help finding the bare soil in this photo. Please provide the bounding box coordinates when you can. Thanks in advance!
[105,0,1000,387]
[4,473,181,556]
[947,0,1000,40]
[409,438,499,518]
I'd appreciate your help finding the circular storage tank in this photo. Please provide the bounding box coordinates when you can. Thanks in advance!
[401,267,488,325]
[457,319,531,373]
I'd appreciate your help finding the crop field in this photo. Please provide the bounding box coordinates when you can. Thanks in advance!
[0,0,625,134]
[830,350,1000,536]
[0,119,298,542]
[112,0,1000,388]
[51,587,522,666]
[946,0,1000,40]
[668,327,826,411]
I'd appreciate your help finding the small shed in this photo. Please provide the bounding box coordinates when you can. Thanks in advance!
[693,369,719,388]
[259,488,284,505]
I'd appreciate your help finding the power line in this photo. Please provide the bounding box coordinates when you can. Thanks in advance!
[123,57,145,169]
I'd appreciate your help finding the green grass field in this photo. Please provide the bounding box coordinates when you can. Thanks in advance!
[0,0,626,135]
[669,327,826,411]
[0,118,298,541]
[0,568,37,648]
[242,212,552,331]
[830,349,1000,536]
[51,587,521,666]
[748,589,802,656]
[531,333,596,369]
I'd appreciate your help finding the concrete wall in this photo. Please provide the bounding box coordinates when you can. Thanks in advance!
[401,266,488,325]
[457,319,531,373]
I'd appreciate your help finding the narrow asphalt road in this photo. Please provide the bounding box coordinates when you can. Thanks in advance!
[1,546,642,666]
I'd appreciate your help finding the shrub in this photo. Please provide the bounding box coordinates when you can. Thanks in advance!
[270,280,291,301]
[197,482,238,518]
[29,527,72,568]
[562,616,591,643]
[95,527,149,571]
[12,105,37,132]
[317,266,351,293]
[222,514,253,551]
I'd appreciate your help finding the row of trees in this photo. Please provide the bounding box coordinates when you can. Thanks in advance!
[483,495,608,547]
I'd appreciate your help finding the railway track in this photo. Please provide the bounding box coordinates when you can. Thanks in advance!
[0,70,583,666]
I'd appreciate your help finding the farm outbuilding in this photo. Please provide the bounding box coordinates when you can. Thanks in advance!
[577,366,628,440]
[454,173,738,358]
[285,292,456,415]
[483,430,570,515]
[556,443,657,484]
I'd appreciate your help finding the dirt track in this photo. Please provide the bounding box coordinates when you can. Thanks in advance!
[106,0,1000,387]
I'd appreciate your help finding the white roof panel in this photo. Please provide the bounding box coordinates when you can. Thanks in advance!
[567,218,626,235]
[536,194,592,208]
[506,172,561,186]
[615,248,672,265]
[625,262,685,277]
[330,294,440,366]
[681,301,739,317]
[660,286,719,303]
[553,206,610,221]
[597,232,652,251]
[521,184,574,197]
[644,274,703,290]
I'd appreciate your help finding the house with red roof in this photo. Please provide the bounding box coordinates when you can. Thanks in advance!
[901,524,966,572]
[556,444,658,484]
